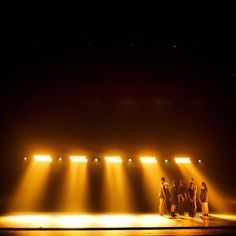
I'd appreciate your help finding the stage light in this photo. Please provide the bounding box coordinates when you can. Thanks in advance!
[33,155,52,162]
[198,159,201,163]
[104,156,122,163]
[58,157,62,161]
[128,158,132,162]
[69,156,88,163]
[165,159,168,163]
[140,156,157,164]
[174,157,191,164]
[24,157,27,161]
[94,158,98,162]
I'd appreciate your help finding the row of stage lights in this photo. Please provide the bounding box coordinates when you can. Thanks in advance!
[24,155,202,164]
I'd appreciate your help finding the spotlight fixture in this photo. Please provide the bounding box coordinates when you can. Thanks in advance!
[165,159,168,163]
[24,157,27,161]
[174,157,191,164]
[58,157,62,161]
[69,156,88,163]
[198,159,201,163]
[33,155,52,162]
[94,158,99,162]
[140,156,157,164]
[104,156,122,163]
[128,158,132,162]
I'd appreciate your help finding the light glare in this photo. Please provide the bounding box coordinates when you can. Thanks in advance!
[174,157,191,164]
[104,156,122,163]
[33,155,52,162]
[140,156,157,164]
[69,156,88,163]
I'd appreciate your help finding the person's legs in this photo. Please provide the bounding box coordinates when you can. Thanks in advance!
[178,198,184,215]
[189,202,194,217]
[201,202,205,215]
[159,198,165,215]
[188,202,191,216]
[193,199,197,216]
[159,198,163,215]
[205,202,209,215]
[171,204,176,217]
[166,200,171,214]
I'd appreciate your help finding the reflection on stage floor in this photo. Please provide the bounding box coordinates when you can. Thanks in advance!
[0,213,236,235]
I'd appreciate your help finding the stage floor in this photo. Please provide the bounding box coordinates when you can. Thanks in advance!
[0,213,236,235]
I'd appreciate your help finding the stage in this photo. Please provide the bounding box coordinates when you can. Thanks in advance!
[0,213,236,235]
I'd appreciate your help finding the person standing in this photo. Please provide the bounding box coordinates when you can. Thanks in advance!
[170,180,178,217]
[199,182,209,216]
[190,178,197,213]
[159,177,166,216]
[187,182,196,217]
[178,179,187,215]
[164,182,171,214]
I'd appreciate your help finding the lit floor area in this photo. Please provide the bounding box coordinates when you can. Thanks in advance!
[0,213,236,235]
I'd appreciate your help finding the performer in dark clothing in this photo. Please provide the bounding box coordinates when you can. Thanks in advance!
[190,178,197,212]
[178,179,187,215]
[187,182,196,217]
[164,182,171,214]
[199,182,209,216]
[170,180,178,217]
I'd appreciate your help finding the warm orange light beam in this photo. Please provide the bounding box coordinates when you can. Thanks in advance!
[59,161,88,212]
[139,162,168,211]
[10,160,52,211]
[103,160,134,212]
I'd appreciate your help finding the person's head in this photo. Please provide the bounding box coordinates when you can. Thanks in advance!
[180,179,184,185]
[172,180,176,186]
[201,182,207,190]
[190,182,194,188]
[161,177,165,183]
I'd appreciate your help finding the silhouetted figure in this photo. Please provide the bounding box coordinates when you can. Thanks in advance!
[159,177,166,215]
[199,182,209,216]
[190,178,197,213]
[164,182,171,214]
[170,180,178,217]
[187,182,196,217]
[178,179,187,215]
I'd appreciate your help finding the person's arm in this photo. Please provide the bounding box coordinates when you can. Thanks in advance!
[187,190,193,202]
[194,185,197,198]
[178,192,184,202]
[184,192,187,201]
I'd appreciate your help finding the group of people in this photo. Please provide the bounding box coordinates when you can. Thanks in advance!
[159,177,209,217]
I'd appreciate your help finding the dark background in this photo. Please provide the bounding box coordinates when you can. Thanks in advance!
[0,2,236,211]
